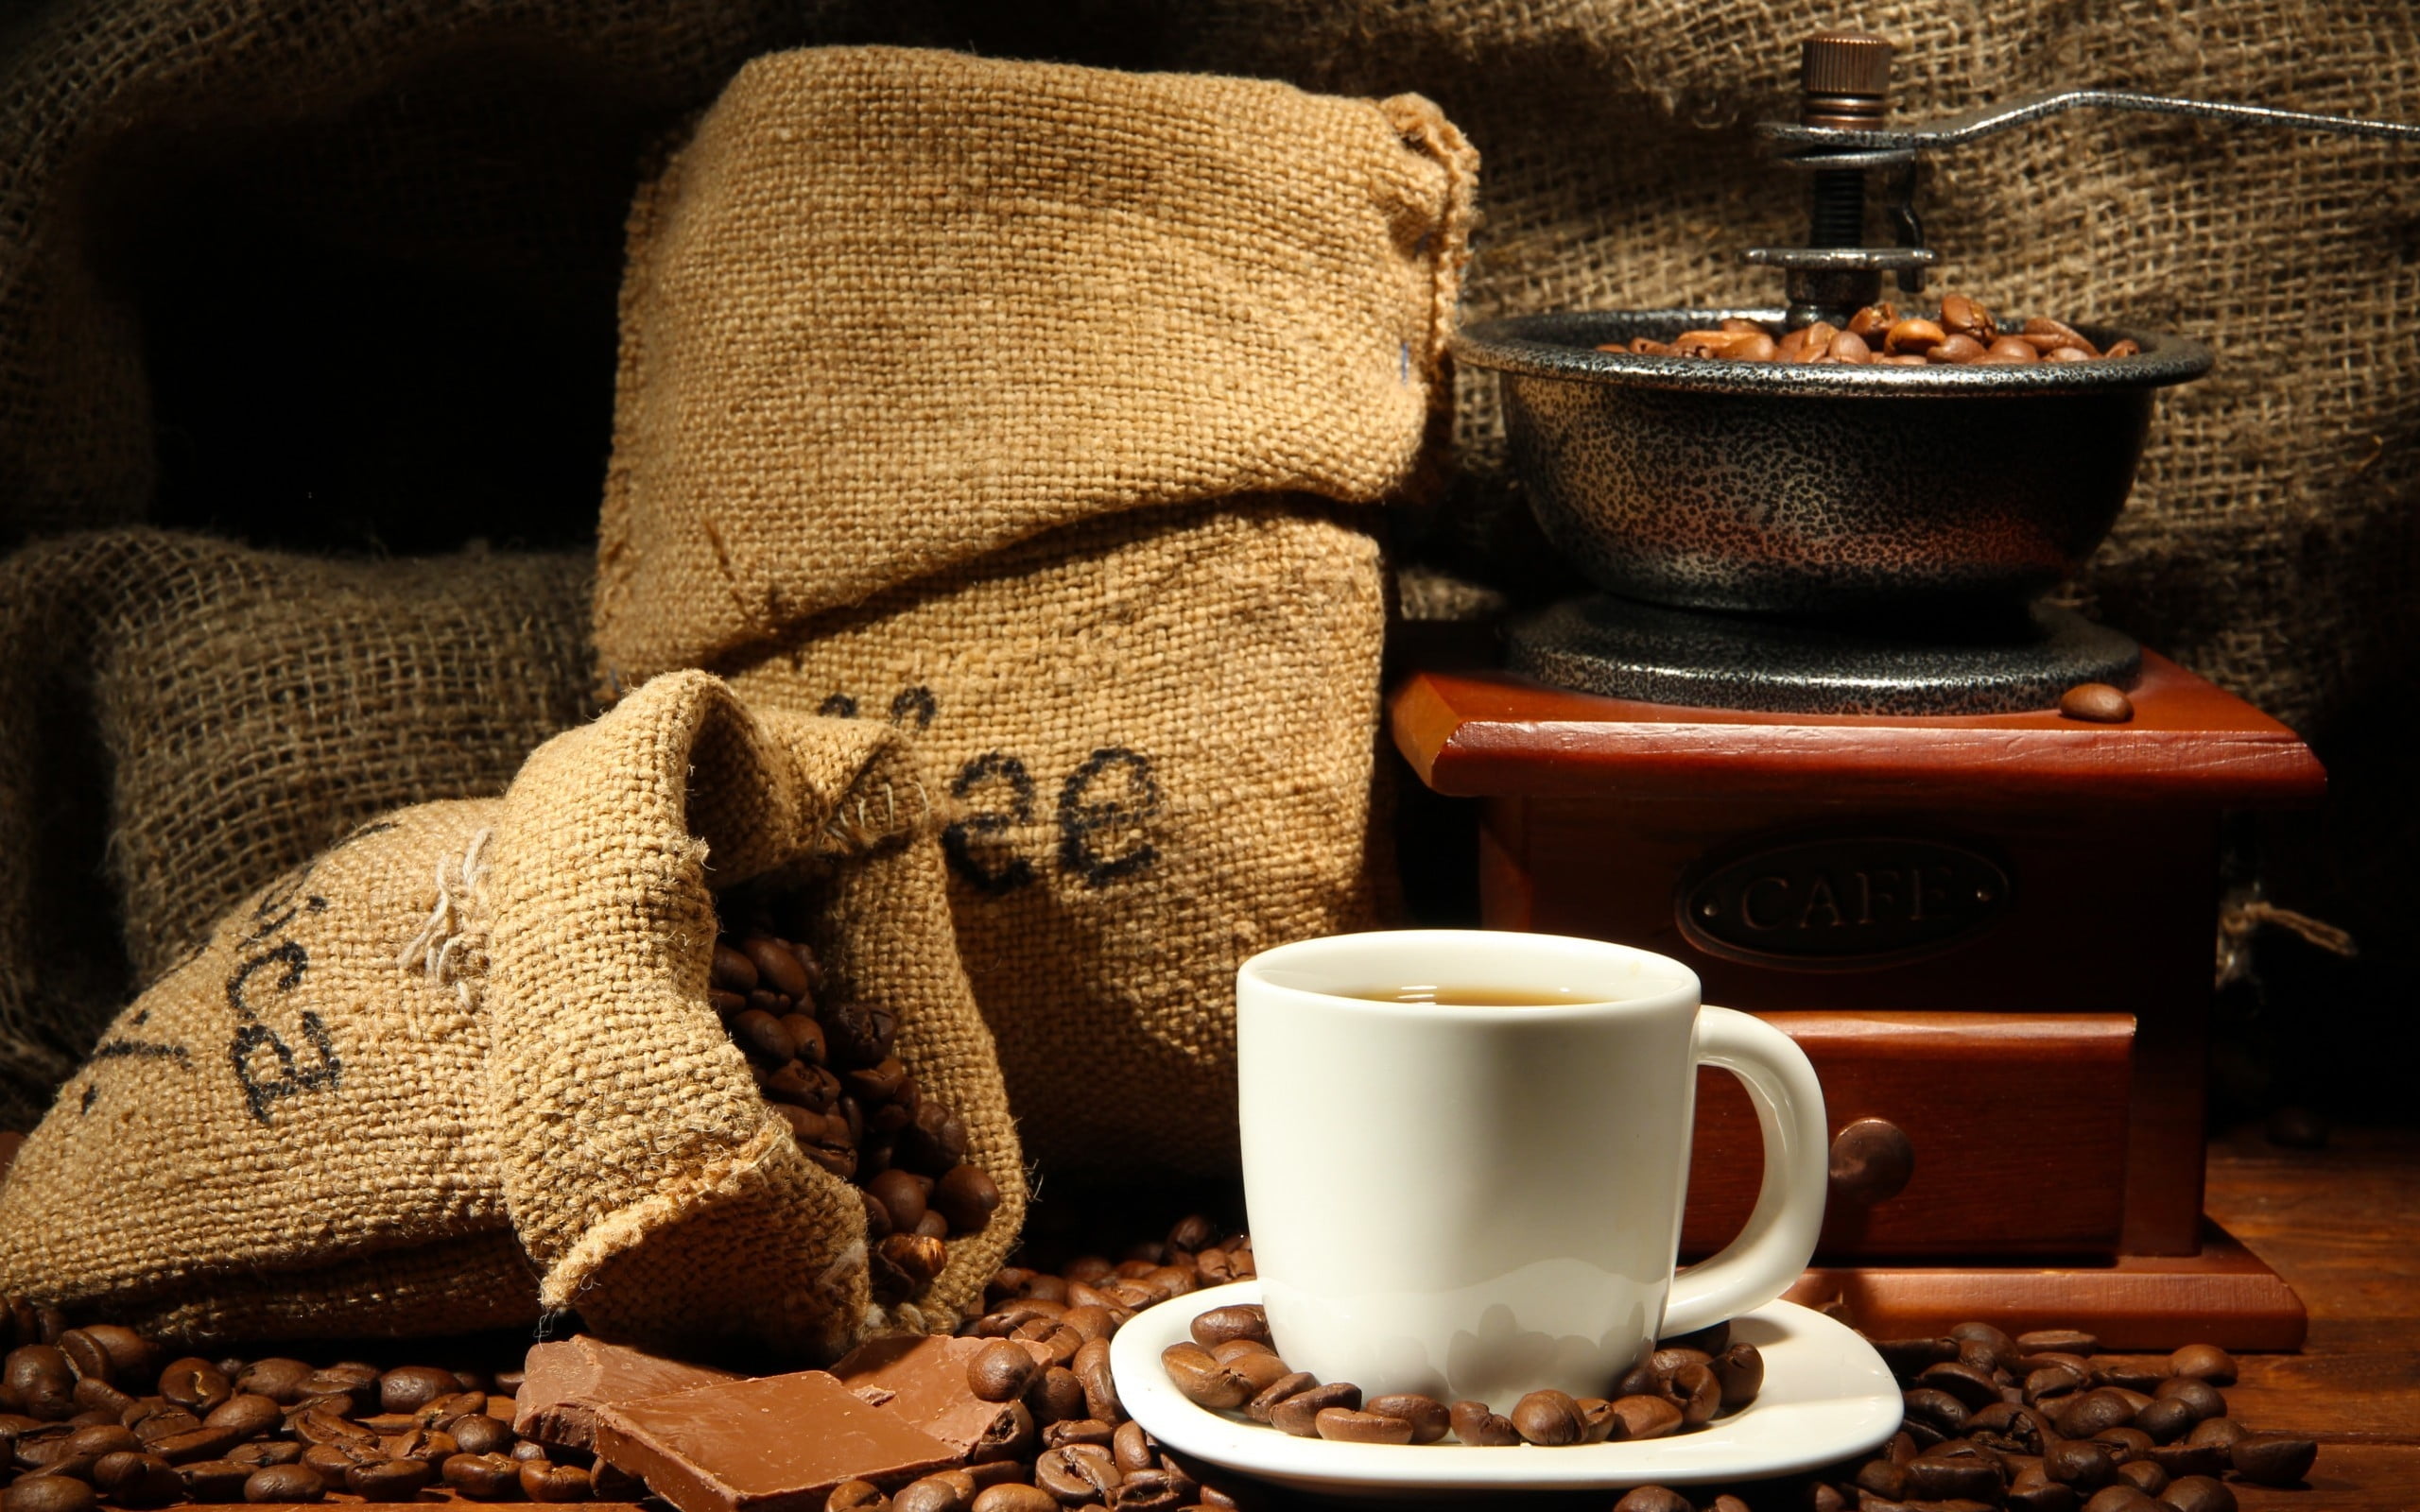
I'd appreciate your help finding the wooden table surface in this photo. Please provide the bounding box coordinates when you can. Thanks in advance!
[2202,1124,2420,1509]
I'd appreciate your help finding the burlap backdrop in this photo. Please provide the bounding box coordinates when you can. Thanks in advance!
[594,47,1478,1175]
[482,670,1023,1356]
[0,531,592,1131]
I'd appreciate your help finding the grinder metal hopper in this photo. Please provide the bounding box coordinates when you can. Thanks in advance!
[1455,33,2418,715]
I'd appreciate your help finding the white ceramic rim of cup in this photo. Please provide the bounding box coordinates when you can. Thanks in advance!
[1238,928,1700,1023]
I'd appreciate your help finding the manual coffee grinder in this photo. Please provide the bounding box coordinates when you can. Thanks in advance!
[1396,35,2416,1348]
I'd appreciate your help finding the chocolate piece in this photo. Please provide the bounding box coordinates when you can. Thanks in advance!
[829,1335,1048,1457]
[592,1372,959,1512]
[514,1336,740,1450]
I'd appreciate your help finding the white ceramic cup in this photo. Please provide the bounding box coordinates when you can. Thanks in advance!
[1236,929,1828,1414]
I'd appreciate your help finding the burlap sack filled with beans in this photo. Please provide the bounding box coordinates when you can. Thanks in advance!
[480,670,1021,1357]
[595,47,1478,1175]
[0,670,1019,1353]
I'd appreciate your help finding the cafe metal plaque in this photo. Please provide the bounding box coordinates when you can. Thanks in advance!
[1678,833,2011,968]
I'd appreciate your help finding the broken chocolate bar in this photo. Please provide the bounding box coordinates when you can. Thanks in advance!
[829,1334,1050,1457]
[592,1371,960,1512]
[515,1334,741,1450]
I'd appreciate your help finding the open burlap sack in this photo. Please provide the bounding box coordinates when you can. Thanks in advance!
[482,670,1022,1356]
[0,803,543,1343]
[594,46,1478,1175]
[0,668,1016,1352]
[0,530,592,1132]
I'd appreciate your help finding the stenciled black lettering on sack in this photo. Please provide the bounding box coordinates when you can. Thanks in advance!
[222,860,343,1124]
[1059,748,1160,888]
[942,752,1038,894]
[818,693,859,719]
[889,686,938,730]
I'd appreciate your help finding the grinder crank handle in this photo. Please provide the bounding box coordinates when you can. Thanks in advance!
[1766,87,2420,156]
[1660,1006,1829,1339]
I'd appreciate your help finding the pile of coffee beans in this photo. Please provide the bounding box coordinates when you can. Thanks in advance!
[1159,1306,1762,1448]
[708,924,1001,1305]
[0,1198,2318,1512]
[0,1308,614,1507]
[1600,295,2143,366]
[1791,1324,2309,1512]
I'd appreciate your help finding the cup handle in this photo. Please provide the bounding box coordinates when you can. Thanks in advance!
[1660,1005,1829,1338]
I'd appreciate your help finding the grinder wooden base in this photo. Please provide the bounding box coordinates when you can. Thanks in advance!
[1390,654,2325,1350]
[1784,1220,2308,1350]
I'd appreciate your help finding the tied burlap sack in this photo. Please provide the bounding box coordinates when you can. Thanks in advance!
[594,47,1478,1174]
[482,670,1022,1356]
[0,804,542,1343]
[0,669,1018,1353]
[0,530,593,1132]
[0,529,595,1132]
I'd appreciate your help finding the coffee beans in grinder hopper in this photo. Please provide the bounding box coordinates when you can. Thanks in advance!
[1601,294,2147,365]
[706,909,1000,1307]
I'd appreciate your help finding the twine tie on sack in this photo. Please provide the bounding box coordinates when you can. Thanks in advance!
[399,827,493,1009]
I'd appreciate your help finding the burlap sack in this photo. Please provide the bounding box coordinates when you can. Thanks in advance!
[481,669,1022,1357]
[594,47,1478,1174]
[0,531,593,1133]
[0,669,1018,1353]
[0,803,543,1343]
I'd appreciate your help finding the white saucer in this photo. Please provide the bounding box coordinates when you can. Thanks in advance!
[1112,1281,1901,1496]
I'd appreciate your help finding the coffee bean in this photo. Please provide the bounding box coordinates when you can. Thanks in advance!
[1940,294,1998,343]
[1853,1457,1907,1499]
[1187,1304,1270,1351]
[444,1451,524,1500]
[1919,1360,2002,1409]
[2081,1487,2161,1512]
[154,1360,229,1417]
[2160,1473,2237,1512]
[1708,1342,1763,1408]
[4,1477,96,1512]
[1361,1394,1448,1444]
[2187,1416,2246,1450]
[519,1461,595,1502]
[2168,1344,2236,1385]
[1269,1383,1359,1438]
[302,1441,379,1480]
[1072,1339,1123,1425]
[177,1462,253,1502]
[1873,1338,1961,1377]
[2118,1457,2169,1496]
[2131,1396,2197,1443]
[199,1393,280,1440]
[1313,1408,1411,1445]
[1907,1451,2005,1500]
[2149,1438,2229,1479]
[1034,1443,1121,1502]
[974,1486,1060,1512]
[896,1473,974,1512]
[2057,1387,2137,1438]
[1446,1400,1519,1446]
[1610,1394,1683,1441]
[91,1451,181,1507]
[1612,1487,1692,1512]
[1238,1364,1316,1422]
[240,1463,328,1503]
[226,1441,303,1469]
[1506,1389,1582,1446]
[5,1348,74,1420]
[935,1165,1004,1235]
[1933,333,1990,363]
[2229,1433,2317,1485]
[1042,1420,1115,1452]
[1670,1363,1720,1426]
[741,937,809,1001]
[965,1341,1038,1405]
[231,1359,312,1405]
[2045,1439,2118,1489]
[146,1425,244,1464]
[1903,1385,1971,1435]
[2105,339,2142,358]
[828,1481,891,1512]
[1028,1366,1088,1427]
